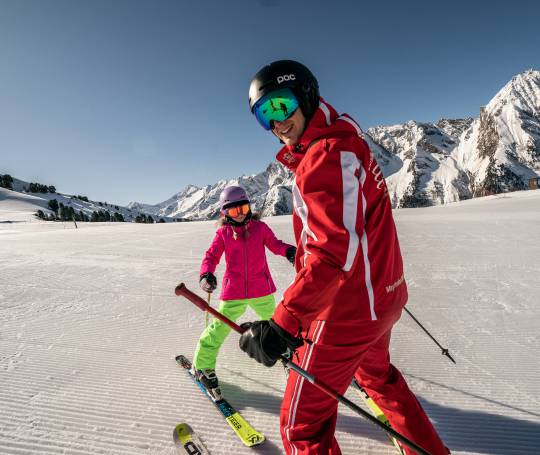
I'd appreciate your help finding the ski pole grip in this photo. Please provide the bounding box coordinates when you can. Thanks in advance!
[175,283,209,311]
[175,283,245,334]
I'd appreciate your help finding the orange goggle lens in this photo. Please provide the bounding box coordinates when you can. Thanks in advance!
[225,203,250,218]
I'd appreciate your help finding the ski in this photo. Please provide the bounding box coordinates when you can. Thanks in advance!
[175,355,265,447]
[173,423,211,455]
[352,379,405,455]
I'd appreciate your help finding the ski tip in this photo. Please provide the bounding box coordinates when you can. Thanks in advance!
[173,422,192,443]
[239,432,266,447]
[173,423,211,454]
[175,355,191,369]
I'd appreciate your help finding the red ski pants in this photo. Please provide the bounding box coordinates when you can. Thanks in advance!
[280,309,448,455]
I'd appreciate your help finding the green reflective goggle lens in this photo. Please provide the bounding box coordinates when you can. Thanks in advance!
[253,88,299,130]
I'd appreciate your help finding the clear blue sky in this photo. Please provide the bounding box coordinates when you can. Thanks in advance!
[1,0,539,205]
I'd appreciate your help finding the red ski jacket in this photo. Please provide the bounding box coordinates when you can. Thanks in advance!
[273,99,408,336]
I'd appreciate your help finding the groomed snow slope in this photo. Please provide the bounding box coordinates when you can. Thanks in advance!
[0,188,51,223]
[1,191,539,454]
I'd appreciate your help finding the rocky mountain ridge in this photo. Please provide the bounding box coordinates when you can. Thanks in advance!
[133,70,540,219]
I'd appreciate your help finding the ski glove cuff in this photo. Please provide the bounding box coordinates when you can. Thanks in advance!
[285,246,297,265]
[239,319,303,367]
[199,272,217,293]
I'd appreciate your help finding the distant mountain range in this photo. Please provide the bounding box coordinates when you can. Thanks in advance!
[3,70,539,223]
[379,69,540,207]
[127,161,294,220]
[129,69,540,220]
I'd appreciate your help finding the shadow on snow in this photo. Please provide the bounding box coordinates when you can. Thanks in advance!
[221,373,539,455]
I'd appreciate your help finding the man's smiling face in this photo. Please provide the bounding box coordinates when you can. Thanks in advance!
[272,108,306,147]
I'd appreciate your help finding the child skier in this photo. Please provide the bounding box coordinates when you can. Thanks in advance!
[191,185,295,398]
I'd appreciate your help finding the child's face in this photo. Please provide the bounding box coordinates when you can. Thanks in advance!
[232,213,247,223]
[224,202,250,222]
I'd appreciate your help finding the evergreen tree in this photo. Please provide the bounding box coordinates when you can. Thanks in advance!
[0,174,14,189]
[28,182,51,193]
[48,199,59,213]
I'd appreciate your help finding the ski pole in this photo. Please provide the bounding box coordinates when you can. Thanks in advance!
[175,283,434,455]
[404,307,456,364]
[205,293,211,327]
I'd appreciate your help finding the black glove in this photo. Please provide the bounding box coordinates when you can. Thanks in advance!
[199,272,217,293]
[286,246,296,265]
[239,319,303,367]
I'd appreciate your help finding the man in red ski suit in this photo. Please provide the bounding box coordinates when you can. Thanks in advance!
[240,60,449,455]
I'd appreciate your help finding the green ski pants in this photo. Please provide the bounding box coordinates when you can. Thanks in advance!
[193,294,276,370]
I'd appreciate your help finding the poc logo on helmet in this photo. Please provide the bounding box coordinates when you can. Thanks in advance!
[277,74,296,84]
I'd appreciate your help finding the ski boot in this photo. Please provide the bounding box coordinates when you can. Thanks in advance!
[191,367,222,401]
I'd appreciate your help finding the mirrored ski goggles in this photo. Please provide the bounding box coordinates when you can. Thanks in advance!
[224,203,250,218]
[252,88,299,130]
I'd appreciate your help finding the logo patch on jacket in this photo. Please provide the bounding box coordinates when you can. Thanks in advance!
[282,152,296,164]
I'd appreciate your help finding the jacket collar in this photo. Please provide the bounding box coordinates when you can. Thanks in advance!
[275,98,362,172]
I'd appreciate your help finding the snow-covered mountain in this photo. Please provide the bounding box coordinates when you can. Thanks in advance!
[6,70,538,222]
[0,176,165,223]
[128,162,294,220]
[365,71,539,207]
[354,71,540,207]
[368,118,476,207]
[136,69,540,218]
[454,69,540,196]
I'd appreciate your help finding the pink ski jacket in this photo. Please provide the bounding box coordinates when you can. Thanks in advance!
[200,217,293,301]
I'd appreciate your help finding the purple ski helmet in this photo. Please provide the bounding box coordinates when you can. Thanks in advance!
[219,185,250,211]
